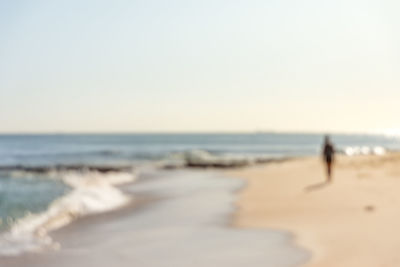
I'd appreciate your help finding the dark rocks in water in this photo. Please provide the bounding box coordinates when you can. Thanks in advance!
[185,162,248,168]
[159,150,292,170]
[184,158,288,168]
[161,156,291,169]
[184,156,290,169]
[182,150,250,169]
[0,165,133,174]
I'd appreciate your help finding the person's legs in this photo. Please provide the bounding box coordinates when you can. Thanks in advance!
[326,161,332,182]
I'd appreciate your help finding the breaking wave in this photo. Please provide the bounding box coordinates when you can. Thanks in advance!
[159,146,391,169]
[0,170,135,256]
[0,145,391,256]
[159,150,288,169]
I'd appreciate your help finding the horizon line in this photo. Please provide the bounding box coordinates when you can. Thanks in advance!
[0,130,387,136]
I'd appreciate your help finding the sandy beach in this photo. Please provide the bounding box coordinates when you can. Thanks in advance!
[230,153,400,267]
[4,152,400,267]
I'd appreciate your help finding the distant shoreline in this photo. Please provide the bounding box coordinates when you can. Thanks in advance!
[0,131,389,136]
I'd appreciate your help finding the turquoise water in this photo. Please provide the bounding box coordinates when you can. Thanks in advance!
[0,172,69,231]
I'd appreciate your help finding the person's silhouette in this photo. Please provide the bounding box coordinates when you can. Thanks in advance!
[322,135,335,182]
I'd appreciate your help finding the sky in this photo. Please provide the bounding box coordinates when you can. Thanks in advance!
[1,0,400,133]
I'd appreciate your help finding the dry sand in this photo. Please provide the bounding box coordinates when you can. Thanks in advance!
[229,154,400,267]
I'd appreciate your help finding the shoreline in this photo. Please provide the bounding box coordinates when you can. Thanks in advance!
[1,168,309,267]
[0,155,295,257]
[229,153,400,267]
[0,194,157,266]
[4,153,398,266]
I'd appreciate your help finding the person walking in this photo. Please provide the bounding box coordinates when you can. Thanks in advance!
[322,135,335,182]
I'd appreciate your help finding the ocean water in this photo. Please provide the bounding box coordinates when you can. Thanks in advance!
[1,133,398,166]
[0,133,399,257]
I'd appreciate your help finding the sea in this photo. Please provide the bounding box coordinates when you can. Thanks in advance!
[0,133,399,263]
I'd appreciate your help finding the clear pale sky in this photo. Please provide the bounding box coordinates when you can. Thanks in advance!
[1,0,400,133]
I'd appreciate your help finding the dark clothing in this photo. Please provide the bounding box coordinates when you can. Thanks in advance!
[323,144,334,163]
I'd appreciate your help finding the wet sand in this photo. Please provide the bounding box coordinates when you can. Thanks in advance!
[0,194,156,267]
[230,153,400,267]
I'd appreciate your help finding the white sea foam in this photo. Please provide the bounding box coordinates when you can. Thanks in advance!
[184,150,250,167]
[343,146,386,156]
[0,171,135,256]
[42,169,309,267]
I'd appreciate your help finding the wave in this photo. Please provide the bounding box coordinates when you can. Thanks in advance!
[159,146,391,169]
[0,170,135,256]
[159,150,288,169]
[340,146,386,156]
